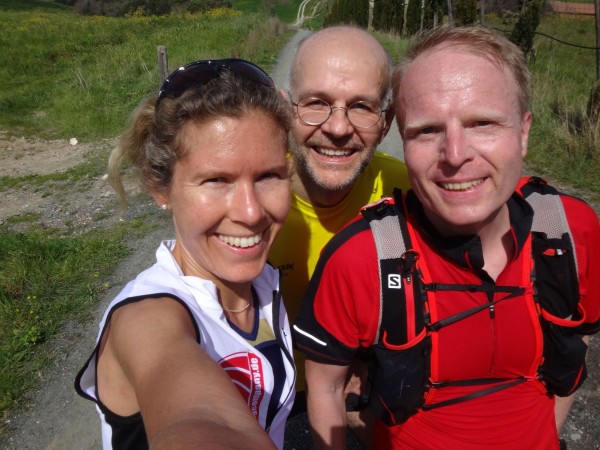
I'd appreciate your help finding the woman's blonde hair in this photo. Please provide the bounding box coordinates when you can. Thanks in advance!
[108,70,291,206]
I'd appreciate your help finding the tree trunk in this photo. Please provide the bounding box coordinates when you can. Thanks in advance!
[402,0,410,37]
[480,0,485,24]
[595,0,600,79]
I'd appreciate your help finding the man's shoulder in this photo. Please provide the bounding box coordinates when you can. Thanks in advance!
[519,176,598,228]
[319,215,377,263]
[368,151,408,180]
[560,193,599,238]
[371,150,407,170]
[359,151,410,193]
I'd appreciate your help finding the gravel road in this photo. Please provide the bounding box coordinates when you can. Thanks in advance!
[1,29,598,450]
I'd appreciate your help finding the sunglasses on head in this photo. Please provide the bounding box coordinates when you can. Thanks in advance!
[156,58,274,109]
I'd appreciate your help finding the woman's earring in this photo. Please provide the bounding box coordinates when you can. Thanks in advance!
[160,204,168,210]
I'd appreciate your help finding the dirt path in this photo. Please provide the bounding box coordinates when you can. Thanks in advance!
[1,30,599,450]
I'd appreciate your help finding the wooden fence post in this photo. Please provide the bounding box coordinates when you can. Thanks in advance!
[157,45,168,82]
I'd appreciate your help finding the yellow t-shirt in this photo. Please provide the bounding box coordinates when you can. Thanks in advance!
[269,151,410,390]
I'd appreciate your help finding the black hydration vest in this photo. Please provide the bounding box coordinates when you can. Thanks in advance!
[360,177,588,426]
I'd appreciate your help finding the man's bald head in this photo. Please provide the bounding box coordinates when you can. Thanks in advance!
[290,25,392,102]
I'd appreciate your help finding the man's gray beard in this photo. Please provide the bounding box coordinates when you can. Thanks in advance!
[291,141,376,192]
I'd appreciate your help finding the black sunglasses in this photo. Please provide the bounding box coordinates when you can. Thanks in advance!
[156,58,274,109]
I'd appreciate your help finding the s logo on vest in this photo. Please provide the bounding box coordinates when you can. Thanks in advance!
[219,352,266,419]
[388,273,402,289]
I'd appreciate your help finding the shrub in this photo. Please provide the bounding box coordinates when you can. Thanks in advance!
[510,0,544,58]
[454,0,478,25]
[187,0,233,13]
[324,0,369,28]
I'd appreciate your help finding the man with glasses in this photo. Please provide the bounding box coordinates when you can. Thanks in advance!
[269,25,410,447]
[293,25,600,449]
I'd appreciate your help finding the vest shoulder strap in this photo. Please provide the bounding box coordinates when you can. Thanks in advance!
[360,178,578,344]
[360,188,417,346]
[520,176,578,276]
[361,178,585,416]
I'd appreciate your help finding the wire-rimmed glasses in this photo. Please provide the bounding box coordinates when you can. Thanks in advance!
[291,97,387,129]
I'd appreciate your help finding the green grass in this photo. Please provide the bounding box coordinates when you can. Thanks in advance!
[273,0,304,23]
[0,2,292,141]
[276,0,324,27]
[489,14,599,199]
[0,224,133,423]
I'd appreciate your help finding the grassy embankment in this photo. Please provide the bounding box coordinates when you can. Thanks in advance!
[0,0,291,429]
[525,15,598,195]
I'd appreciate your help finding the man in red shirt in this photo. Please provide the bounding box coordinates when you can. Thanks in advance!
[294,25,600,449]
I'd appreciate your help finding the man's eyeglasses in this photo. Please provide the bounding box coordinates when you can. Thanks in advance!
[156,58,274,109]
[291,97,387,129]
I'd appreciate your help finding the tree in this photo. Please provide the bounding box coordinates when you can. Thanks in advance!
[447,0,454,24]
[510,0,545,59]
[324,0,369,27]
[402,0,409,36]
[595,0,600,79]
[480,0,485,24]
[454,0,477,25]
[373,0,403,32]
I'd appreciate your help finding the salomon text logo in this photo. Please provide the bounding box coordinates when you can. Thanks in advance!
[388,274,402,289]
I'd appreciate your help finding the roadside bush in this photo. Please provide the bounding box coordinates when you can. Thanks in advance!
[187,0,233,13]
[510,0,544,58]
[324,0,369,28]
[454,0,478,25]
